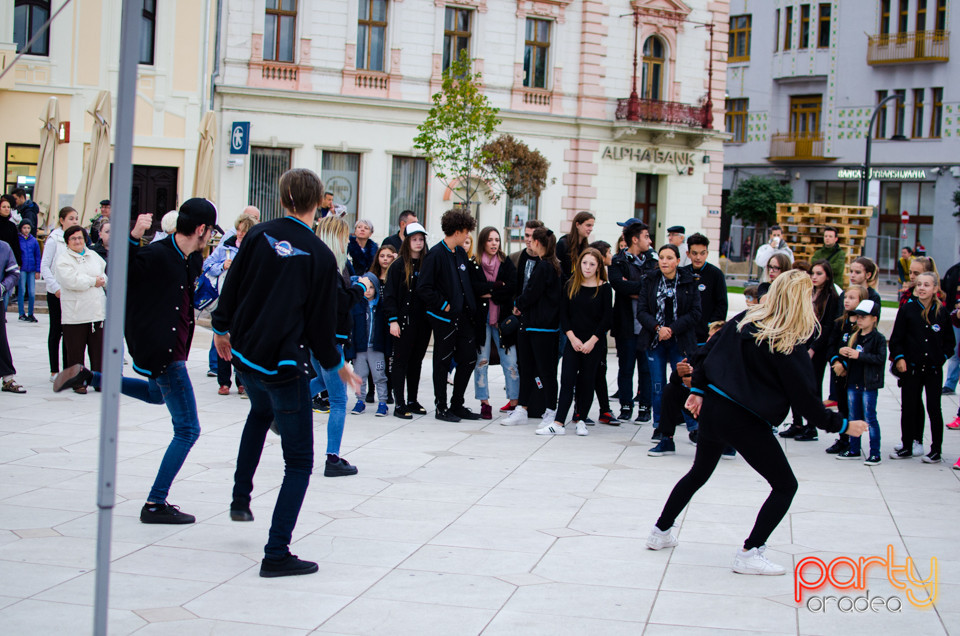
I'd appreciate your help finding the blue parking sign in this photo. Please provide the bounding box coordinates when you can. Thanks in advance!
[230,122,250,155]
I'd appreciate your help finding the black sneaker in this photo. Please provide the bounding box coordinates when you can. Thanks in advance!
[53,364,93,393]
[921,451,942,464]
[598,411,620,426]
[394,405,412,419]
[260,554,319,578]
[28,315,39,323]
[230,504,254,522]
[312,394,330,414]
[450,405,481,420]
[618,407,632,422]
[889,448,913,460]
[407,401,427,415]
[18,315,28,322]
[825,438,849,454]
[779,423,803,438]
[582,417,596,425]
[435,407,461,423]
[365,391,375,404]
[864,454,881,466]
[688,430,698,446]
[386,395,394,405]
[836,449,862,460]
[140,502,196,524]
[324,457,358,477]
[635,406,652,424]
[942,386,956,395]
[650,429,661,443]
[793,426,819,441]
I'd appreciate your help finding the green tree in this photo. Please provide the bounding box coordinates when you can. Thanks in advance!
[952,186,960,218]
[413,50,505,209]
[481,134,550,203]
[727,176,794,226]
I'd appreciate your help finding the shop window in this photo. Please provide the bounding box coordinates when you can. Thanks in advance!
[728,15,751,62]
[808,181,859,205]
[505,192,539,245]
[523,18,550,89]
[799,5,811,49]
[264,0,297,63]
[641,37,665,101]
[389,156,427,233]
[443,7,472,73]
[322,152,361,226]
[14,0,50,56]
[249,147,291,221]
[725,98,748,143]
[5,144,40,196]
[818,4,831,48]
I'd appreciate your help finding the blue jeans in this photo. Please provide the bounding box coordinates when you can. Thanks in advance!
[475,323,519,401]
[310,352,348,455]
[207,340,218,374]
[944,324,960,390]
[647,339,685,427]
[616,333,651,410]
[94,362,200,503]
[847,387,880,456]
[233,370,313,559]
[17,271,36,317]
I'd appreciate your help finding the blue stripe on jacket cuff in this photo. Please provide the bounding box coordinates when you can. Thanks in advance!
[211,326,227,335]
[128,237,138,246]
[839,419,849,435]
[893,354,904,361]
[388,317,398,323]
[689,387,704,396]
[441,301,449,311]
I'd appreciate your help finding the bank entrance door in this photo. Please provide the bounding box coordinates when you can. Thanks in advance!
[131,165,179,236]
[634,173,659,233]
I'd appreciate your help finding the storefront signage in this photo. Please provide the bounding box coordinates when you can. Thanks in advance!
[837,168,927,180]
[230,122,250,155]
[602,146,697,169]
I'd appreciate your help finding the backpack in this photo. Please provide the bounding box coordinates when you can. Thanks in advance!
[194,270,222,312]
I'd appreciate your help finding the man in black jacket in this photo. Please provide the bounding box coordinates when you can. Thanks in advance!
[683,233,728,345]
[382,209,418,252]
[609,219,657,423]
[11,188,40,236]
[54,199,220,526]
[213,169,361,578]
[418,208,479,422]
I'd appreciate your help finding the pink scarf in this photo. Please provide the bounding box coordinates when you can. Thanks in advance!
[481,252,501,325]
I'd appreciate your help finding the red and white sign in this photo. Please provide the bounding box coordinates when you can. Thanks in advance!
[901,210,910,224]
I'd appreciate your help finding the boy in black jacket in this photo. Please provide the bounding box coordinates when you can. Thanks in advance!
[417,208,479,422]
[212,169,361,578]
[683,233,728,345]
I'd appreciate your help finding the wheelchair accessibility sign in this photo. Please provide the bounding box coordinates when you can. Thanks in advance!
[230,122,250,155]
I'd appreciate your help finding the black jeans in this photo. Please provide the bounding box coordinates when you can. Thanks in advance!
[900,366,943,453]
[47,292,65,373]
[791,351,828,427]
[556,342,603,423]
[592,342,612,414]
[517,329,559,411]
[429,315,476,409]
[217,354,243,389]
[656,391,799,550]
[391,320,431,405]
[615,332,651,409]
[233,371,313,559]
[658,377,690,438]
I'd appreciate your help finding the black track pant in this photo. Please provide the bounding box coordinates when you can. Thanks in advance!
[556,344,603,423]
[430,315,476,409]
[901,367,943,454]
[656,391,799,550]
[658,377,690,438]
[47,292,66,373]
[392,321,431,405]
[791,351,828,427]
[590,342,612,414]
[517,330,559,411]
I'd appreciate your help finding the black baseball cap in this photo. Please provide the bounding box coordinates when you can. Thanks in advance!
[617,218,644,227]
[178,198,224,235]
[99,199,111,206]
[667,225,686,234]
[852,300,881,318]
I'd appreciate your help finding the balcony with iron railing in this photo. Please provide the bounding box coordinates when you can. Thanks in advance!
[615,98,711,128]
[867,30,950,64]
[768,133,834,162]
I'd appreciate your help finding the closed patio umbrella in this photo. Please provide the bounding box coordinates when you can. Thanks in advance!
[34,96,60,231]
[192,111,216,200]
[74,90,112,226]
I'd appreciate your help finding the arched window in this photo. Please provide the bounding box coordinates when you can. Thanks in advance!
[641,37,665,101]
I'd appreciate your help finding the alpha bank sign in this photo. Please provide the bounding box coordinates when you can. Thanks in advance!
[837,168,928,180]
[602,145,699,175]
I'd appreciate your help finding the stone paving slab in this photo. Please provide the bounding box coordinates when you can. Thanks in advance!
[1,300,959,635]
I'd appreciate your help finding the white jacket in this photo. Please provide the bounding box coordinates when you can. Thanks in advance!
[54,247,107,324]
[40,227,65,294]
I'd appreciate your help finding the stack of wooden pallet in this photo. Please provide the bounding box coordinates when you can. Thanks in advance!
[776,203,871,270]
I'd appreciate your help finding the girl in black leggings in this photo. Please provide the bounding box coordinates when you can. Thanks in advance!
[646,270,867,576]
[548,248,612,436]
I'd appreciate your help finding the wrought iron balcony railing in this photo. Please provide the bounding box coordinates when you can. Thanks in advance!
[867,30,949,64]
[615,97,710,128]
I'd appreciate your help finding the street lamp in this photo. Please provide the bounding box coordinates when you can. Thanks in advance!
[860,94,908,207]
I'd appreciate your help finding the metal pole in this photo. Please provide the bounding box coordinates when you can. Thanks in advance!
[860,93,902,207]
[93,1,140,633]
[628,8,640,121]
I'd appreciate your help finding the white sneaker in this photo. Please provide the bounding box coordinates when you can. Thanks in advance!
[894,441,925,455]
[49,373,56,383]
[576,421,588,436]
[646,525,678,550]
[501,407,528,426]
[540,408,557,427]
[732,545,785,576]
[536,423,565,435]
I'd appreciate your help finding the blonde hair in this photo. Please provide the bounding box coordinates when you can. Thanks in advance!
[738,269,817,354]
[234,213,257,234]
[567,248,607,299]
[916,272,943,324]
[837,284,869,325]
[316,215,350,271]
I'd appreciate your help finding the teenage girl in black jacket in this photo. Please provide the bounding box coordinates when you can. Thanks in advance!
[889,272,955,462]
[647,271,867,576]
[382,224,430,419]
[501,227,562,427]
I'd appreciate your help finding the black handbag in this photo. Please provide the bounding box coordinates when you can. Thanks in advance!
[498,314,521,350]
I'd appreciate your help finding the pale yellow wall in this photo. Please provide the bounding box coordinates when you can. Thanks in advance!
[164,112,187,139]
[74,0,102,86]
[173,1,204,94]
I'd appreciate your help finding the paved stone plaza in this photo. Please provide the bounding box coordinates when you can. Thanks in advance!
[1,304,958,635]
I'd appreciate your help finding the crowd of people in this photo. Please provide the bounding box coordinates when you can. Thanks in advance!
[1,171,959,578]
